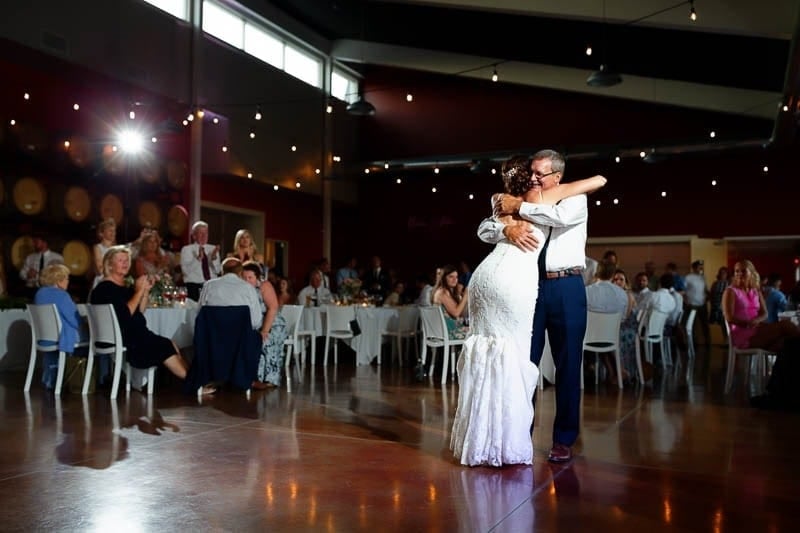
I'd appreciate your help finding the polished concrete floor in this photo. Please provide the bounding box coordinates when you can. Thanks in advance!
[0,343,796,532]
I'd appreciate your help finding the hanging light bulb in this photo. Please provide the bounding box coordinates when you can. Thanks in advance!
[406,92,413,102]
[254,107,262,121]
[585,46,592,56]
[491,66,498,83]
[689,0,697,21]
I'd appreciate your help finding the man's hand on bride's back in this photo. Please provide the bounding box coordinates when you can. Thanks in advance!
[503,225,539,251]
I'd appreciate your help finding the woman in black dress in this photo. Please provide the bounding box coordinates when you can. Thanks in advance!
[90,245,213,392]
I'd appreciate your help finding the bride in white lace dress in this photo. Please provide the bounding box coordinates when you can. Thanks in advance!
[450,156,606,467]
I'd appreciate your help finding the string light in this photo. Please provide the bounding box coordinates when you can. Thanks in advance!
[295,181,301,188]
[212,117,220,124]
[709,130,716,138]
[290,145,297,151]
[72,103,80,111]
[491,66,498,83]
[585,46,592,56]
[273,184,279,190]
[396,178,402,184]
[406,92,413,102]
[247,172,253,179]
[614,155,621,163]
[689,0,697,21]
[254,106,262,120]
[315,168,321,174]
[23,92,30,100]
[249,131,256,139]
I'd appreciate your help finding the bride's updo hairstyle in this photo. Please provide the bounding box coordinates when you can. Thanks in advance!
[502,155,533,196]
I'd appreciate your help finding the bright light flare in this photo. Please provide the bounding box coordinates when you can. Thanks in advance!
[118,129,145,154]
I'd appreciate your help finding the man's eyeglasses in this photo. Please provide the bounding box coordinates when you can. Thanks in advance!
[532,170,559,180]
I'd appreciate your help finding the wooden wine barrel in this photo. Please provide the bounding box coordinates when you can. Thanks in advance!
[99,194,124,225]
[13,177,46,215]
[62,240,92,276]
[167,205,189,236]
[64,186,91,222]
[67,136,93,168]
[166,160,187,189]
[139,156,161,184]
[11,236,35,270]
[101,144,125,175]
[138,201,162,229]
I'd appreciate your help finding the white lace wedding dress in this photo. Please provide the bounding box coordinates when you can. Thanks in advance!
[450,226,543,466]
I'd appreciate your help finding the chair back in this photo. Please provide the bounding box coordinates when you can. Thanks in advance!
[86,304,124,356]
[188,305,261,392]
[583,310,622,351]
[396,305,420,333]
[85,303,126,398]
[684,309,697,334]
[643,309,669,341]
[326,305,356,334]
[27,304,62,353]
[280,304,304,336]
[419,306,447,343]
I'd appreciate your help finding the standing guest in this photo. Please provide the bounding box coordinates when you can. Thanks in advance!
[228,229,264,275]
[684,260,710,349]
[480,148,591,463]
[335,257,359,288]
[92,218,117,290]
[181,221,221,302]
[763,273,788,324]
[20,234,64,299]
[90,246,208,391]
[316,257,332,291]
[722,260,800,352]
[241,261,288,389]
[363,256,390,299]
[34,264,87,389]
[645,261,659,292]
[708,266,730,341]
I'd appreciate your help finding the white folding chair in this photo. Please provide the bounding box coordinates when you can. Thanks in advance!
[323,305,356,365]
[25,303,88,394]
[634,309,669,384]
[583,310,624,388]
[723,319,774,393]
[382,305,420,366]
[419,306,464,384]
[86,304,156,398]
[280,305,305,371]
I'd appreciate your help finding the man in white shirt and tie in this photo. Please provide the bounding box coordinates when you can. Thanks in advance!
[180,221,221,302]
[297,270,332,307]
[20,234,64,299]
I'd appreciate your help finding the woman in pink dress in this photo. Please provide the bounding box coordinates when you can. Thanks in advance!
[722,259,800,352]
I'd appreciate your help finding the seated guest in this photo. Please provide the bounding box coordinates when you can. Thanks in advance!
[189,258,263,393]
[763,272,788,324]
[296,270,332,306]
[90,246,209,392]
[585,261,629,384]
[134,233,171,278]
[276,277,294,307]
[241,261,288,389]
[336,257,359,288]
[432,264,469,340]
[20,233,64,299]
[384,281,406,307]
[33,264,88,389]
[180,220,221,302]
[198,257,263,329]
[723,260,800,352]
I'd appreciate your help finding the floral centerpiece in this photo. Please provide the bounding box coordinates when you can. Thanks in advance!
[148,273,176,306]
[339,278,362,302]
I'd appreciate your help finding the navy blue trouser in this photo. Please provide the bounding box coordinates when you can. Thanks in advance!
[530,274,587,447]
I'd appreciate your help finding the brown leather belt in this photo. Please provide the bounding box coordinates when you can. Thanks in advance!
[544,267,584,280]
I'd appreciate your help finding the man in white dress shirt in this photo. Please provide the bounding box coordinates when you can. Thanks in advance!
[20,234,64,298]
[297,269,332,307]
[586,261,629,314]
[198,257,262,330]
[478,149,589,463]
[180,221,221,302]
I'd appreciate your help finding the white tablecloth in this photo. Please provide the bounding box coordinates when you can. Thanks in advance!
[144,305,199,348]
[778,310,800,325]
[0,309,32,371]
[299,305,404,365]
